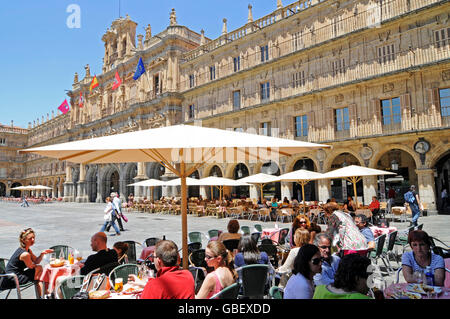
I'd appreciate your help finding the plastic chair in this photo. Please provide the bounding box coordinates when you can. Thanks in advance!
[236,264,269,299]
[241,226,251,235]
[257,244,279,267]
[122,241,142,263]
[58,275,85,299]
[188,231,204,245]
[209,282,240,299]
[188,249,207,268]
[0,257,39,299]
[269,286,284,299]
[49,245,73,259]
[254,224,263,232]
[368,234,389,274]
[188,242,203,255]
[189,266,207,294]
[394,225,415,258]
[143,237,161,247]
[382,231,399,271]
[277,228,290,245]
[222,239,240,252]
[109,263,139,285]
[207,229,221,239]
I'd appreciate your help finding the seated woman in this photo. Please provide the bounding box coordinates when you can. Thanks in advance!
[281,197,290,208]
[313,253,372,299]
[113,242,129,264]
[234,235,269,268]
[218,219,242,242]
[401,230,445,286]
[0,228,53,297]
[287,215,316,248]
[284,244,323,299]
[343,196,356,218]
[196,241,237,299]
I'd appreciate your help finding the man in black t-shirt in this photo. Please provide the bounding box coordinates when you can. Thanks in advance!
[80,232,118,275]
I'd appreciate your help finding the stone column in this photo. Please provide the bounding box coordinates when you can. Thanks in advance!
[76,164,89,202]
[63,166,74,202]
[416,169,437,215]
[133,162,148,201]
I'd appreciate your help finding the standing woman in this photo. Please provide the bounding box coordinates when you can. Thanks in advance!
[196,241,237,299]
[0,228,53,298]
[100,197,121,236]
[284,244,323,299]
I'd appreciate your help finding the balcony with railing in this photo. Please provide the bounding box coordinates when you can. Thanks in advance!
[180,0,444,91]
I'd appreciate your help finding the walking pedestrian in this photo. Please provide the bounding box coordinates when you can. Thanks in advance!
[441,188,448,211]
[404,185,421,227]
[106,192,124,232]
[100,197,121,236]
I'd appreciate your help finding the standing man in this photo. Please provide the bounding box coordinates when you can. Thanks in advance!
[404,185,421,227]
[441,188,448,212]
[107,192,125,232]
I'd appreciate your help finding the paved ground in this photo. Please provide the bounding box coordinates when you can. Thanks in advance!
[0,201,448,299]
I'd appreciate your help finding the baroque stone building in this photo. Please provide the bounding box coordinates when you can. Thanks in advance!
[4,0,450,215]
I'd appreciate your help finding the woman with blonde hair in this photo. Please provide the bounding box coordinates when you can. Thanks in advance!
[0,228,53,297]
[196,241,237,299]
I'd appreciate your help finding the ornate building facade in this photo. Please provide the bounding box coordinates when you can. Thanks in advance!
[3,0,450,214]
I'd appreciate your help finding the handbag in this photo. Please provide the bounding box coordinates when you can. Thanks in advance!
[121,213,128,223]
[103,211,112,221]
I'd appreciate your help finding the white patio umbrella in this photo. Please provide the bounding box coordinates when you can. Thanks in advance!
[20,124,329,269]
[11,186,27,190]
[237,173,281,201]
[197,176,251,200]
[30,185,53,190]
[127,178,168,200]
[319,165,396,208]
[276,169,325,212]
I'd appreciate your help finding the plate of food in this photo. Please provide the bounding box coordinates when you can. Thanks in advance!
[49,259,66,268]
[121,283,144,295]
[400,291,422,299]
[89,290,111,299]
[422,285,443,295]
[406,283,426,294]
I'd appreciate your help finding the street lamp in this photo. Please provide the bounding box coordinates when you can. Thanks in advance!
[391,160,399,171]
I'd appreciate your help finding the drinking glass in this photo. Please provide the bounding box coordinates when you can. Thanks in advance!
[50,253,56,262]
[114,278,123,293]
[413,270,424,284]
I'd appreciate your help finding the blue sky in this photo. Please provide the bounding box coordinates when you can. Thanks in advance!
[0,0,279,128]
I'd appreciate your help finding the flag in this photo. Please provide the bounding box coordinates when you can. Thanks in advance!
[79,91,84,108]
[58,99,70,114]
[90,75,99,91]
[133,57,146,80]
[112,71,122,90]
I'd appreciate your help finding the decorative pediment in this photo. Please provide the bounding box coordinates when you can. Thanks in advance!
[378,30,391,42]
[383,82,394,93]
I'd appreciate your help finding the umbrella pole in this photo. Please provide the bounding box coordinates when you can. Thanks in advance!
[180,162,188,270]
[350,177,359,209]
[302,183,306,213]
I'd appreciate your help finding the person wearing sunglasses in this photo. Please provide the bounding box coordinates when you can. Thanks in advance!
[313,253,372,299]
[196,241,237,299]
[284,244,323,299]
[287,214,312,249]
[313,233,340,286]
[0,228,54,298]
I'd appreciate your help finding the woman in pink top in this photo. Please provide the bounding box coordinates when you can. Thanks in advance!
[196,241,237,299]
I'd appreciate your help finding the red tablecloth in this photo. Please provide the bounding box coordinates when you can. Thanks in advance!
[384,283,450,299]
[369,226,397,238]
[262,228,280,243]
[40,261,81,293]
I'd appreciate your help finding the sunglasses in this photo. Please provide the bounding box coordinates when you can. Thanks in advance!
[311,257,324,265]
[205,255,216,260]
[299,221,307,224]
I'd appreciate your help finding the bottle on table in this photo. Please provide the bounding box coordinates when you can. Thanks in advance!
[425,266,434,286]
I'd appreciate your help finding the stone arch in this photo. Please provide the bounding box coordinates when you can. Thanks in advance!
[100,164,120,202]
[370,144,420,169]
[10,182,22,198]
[323,149,363,172]
[123,162,138,199]
[328,152,363,203]
[0,182,6,197]
[427,142,450,169]
[86,165,99,203]
[290,157,319,202]
[285,154,319,174]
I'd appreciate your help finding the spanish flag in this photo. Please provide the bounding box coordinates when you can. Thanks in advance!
[90,75,99,92]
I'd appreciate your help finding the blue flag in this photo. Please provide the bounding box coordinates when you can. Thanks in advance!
[133,57,146,80]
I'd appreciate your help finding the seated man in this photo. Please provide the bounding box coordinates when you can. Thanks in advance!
[354,215,375,250]
[313,233,341,286]
[368,196,381,223]
[80,232,118,275]
[129,240,195,299]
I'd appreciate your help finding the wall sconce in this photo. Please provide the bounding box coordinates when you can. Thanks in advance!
[391,160,399,171]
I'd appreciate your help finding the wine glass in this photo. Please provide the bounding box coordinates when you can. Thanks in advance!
[413,270,424,284]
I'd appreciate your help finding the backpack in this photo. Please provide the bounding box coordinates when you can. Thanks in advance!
[404,191,415,204]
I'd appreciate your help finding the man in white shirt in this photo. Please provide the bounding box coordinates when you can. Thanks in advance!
[107,192,124,232]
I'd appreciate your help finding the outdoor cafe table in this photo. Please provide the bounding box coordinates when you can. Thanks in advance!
[355,209,373,218]
[369,226,397,238]
[262,228,282,243]
[384,283,450,299]
[40,260,81,293]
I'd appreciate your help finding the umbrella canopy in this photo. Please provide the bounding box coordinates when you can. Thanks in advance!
[127,179,167,187]
[319,165,396,207]
[164,177,204,186]
[20,124,330,269]
[30,185,53,190]
[276,169,325,212]
[237,173,281,200]
[11,186,27,190]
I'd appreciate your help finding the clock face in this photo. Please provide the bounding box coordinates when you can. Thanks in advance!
[414,141,430,154]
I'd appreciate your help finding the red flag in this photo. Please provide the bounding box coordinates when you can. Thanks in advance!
[79,92,84,108]
[112,71,122,90]
[90,75,99,92]
[58,99,70,114]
